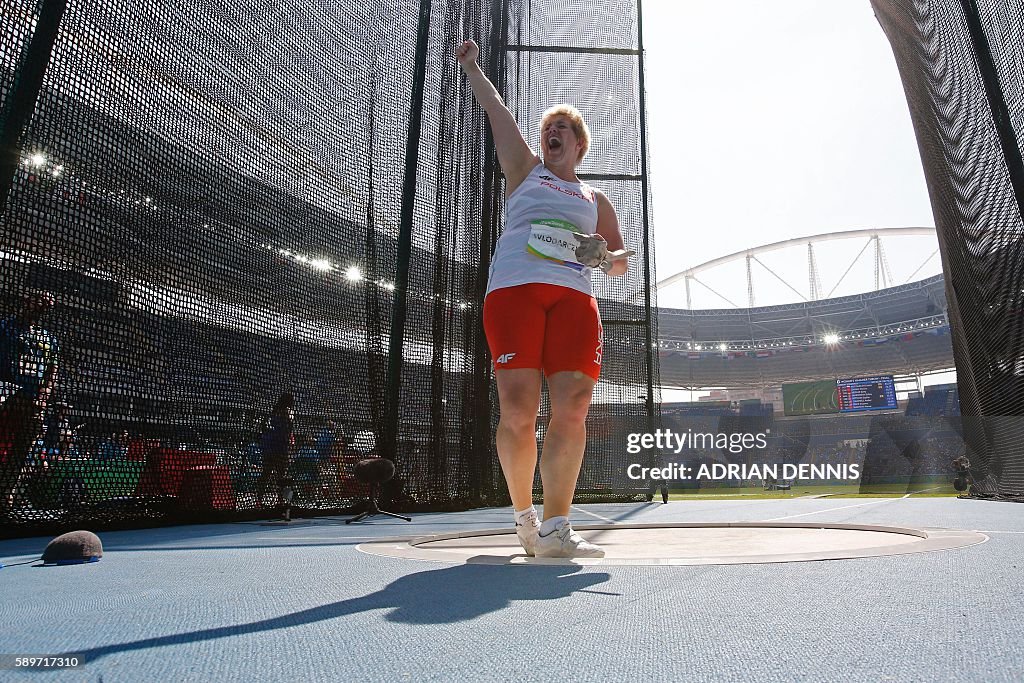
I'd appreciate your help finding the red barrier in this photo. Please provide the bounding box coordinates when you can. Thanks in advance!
[134,448,217,497]
[179,465,236,511]
[126,438,160,462]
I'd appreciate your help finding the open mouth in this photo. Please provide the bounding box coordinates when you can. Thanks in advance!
[548,137,562,149]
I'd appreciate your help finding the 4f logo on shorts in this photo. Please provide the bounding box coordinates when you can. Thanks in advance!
[496,352,517,364]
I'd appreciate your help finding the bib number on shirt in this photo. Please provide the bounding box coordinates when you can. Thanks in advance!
[526,219,587,271]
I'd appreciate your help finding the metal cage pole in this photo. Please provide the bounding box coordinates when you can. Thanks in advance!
[636,0,657,427]
[0,0,67,213]
[383,0,434,469]
[469,0,512,505]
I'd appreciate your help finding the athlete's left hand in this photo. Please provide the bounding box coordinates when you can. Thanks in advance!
[575,233,608,268]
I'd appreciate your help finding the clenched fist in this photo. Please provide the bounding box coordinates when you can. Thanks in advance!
[575,233,634,274]
[574,233,609,268]
[456,39,479,67]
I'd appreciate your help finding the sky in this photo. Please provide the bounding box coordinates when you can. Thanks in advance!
[641,0,941,310]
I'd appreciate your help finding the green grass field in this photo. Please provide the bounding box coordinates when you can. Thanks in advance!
[666,481,958,500]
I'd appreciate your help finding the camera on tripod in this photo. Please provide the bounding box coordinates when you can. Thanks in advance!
[951,456,971,493]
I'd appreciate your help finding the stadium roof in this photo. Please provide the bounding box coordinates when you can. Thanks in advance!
[657,274,954,389]
[656,227,941,310]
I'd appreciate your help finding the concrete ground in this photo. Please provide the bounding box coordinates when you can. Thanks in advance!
[0,497,1021,682]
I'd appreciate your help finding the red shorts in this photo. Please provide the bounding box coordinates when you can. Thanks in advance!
[483,283,602,381]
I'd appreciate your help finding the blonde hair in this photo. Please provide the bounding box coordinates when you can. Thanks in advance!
[539,104,591,166]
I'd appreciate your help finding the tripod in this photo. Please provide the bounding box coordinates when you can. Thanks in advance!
[345,481,412,524]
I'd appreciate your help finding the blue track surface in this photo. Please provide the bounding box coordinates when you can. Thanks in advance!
[1,498,1021,682]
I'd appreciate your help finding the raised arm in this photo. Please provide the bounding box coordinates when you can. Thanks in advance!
[456,40,539,194]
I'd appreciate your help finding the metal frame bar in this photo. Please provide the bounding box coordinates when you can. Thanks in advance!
[384,0,434,465]
[507,44,641,56]
[636,0,656,426]
[578,173,643,181]
[0,0,68,213]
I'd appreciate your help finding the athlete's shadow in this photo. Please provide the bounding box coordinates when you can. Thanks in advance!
[66,563,613,662]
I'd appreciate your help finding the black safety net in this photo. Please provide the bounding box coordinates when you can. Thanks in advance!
[872,0,1024,501]
[0,0,661,536]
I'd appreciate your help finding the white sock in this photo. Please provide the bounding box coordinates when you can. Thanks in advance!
[540,515,568,536]
[515,506,538,526]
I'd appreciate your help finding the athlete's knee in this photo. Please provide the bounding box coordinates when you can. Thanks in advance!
[498,399,539,432]
[549,389,592,425]
[497,383,540,430]
[496,369,542,430]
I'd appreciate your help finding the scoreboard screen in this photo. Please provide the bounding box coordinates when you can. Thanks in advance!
[837,375,898,413]
[782,380,839,416]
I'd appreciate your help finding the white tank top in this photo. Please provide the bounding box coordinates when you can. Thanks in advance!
[486,163,600,297]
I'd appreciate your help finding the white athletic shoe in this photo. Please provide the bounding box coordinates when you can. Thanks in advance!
[534,520,605,558]
[516,512,541,556]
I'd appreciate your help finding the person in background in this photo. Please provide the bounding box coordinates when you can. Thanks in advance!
[40,402,75,456]
[291,433,321,503]
[98,430,130,460]
[315,420,340,462]
[313,420,341,502]
[0,291,59,517]
[293,434,318,461]
[255,392,295,507]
